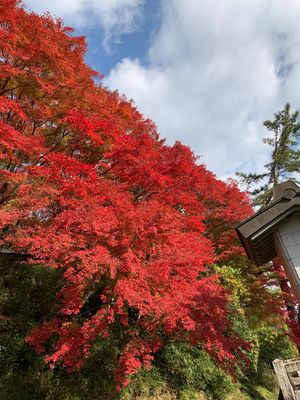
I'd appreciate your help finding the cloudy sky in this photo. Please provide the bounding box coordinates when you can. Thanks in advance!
[24,0,300,179]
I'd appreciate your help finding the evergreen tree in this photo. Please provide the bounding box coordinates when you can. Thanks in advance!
[237,103,300,208]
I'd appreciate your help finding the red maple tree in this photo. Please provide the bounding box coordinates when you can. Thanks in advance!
[0,0,254,389]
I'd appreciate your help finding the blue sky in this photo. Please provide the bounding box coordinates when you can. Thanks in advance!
[77,1,161,76]
[25,0,300,180]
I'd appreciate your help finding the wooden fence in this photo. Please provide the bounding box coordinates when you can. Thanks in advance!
[273,358,300,400]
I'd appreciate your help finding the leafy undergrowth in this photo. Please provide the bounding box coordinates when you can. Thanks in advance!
[0,255,295,400]
[121,379,279,400]
[122,343,282,400]
[122,380,279,400]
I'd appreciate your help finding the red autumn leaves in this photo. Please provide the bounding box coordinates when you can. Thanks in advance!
[0,0,253,389]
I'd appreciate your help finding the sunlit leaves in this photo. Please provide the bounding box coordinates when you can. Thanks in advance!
[0,0,254,390]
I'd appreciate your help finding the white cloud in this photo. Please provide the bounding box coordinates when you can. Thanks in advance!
[104,0,300,178]
[24,0,143,51]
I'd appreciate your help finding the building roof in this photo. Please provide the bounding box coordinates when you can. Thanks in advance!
[235,180,300,266]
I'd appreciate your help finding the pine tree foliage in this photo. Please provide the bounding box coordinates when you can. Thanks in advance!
[237,103,300,208]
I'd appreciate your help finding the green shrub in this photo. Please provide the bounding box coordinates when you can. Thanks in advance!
[157,343,235,400]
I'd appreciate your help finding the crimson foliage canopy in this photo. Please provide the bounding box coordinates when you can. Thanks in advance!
[0,0,253,388]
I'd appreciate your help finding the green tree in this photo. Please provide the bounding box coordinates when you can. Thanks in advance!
[237,103,300,208]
